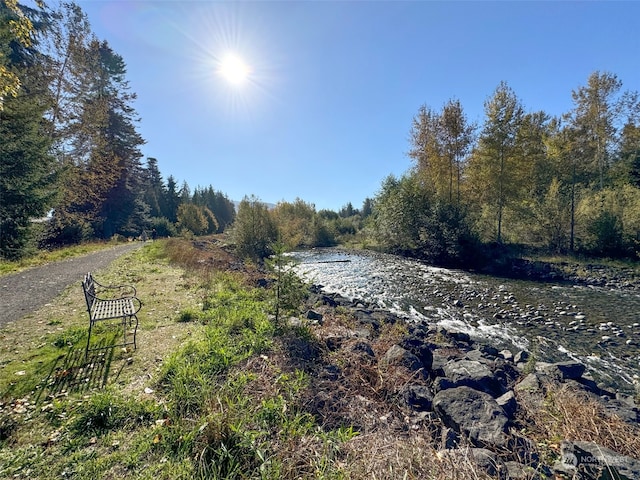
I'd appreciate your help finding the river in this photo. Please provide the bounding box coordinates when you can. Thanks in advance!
[290,248,640,394]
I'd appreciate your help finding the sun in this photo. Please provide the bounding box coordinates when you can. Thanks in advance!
[218,54,251,85]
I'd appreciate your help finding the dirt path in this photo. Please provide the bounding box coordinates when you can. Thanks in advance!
[0,242,145,328]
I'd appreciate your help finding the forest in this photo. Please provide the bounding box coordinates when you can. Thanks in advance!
[2,1,640,266]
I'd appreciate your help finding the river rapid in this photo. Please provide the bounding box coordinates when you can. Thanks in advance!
[290,248,640,394]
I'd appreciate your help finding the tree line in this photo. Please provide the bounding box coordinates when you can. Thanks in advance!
[366,74,640,266]
[0,1,235,259]
[4,2,640,266]
[230,73,640,266]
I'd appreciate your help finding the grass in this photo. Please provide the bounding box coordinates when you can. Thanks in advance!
[1,235,638,479]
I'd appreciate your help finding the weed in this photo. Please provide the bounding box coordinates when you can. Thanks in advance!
[51,327,86,348]
[69,388,161,436]
[177,308,200,323]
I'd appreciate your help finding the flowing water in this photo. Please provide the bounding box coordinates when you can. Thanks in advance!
[290,248,640,393]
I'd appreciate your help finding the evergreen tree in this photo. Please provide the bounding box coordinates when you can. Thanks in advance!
[48,37,145,242]
[0,1,55,259]
[163,175,180,223]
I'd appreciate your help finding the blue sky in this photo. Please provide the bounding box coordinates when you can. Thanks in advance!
[77,0,640,211]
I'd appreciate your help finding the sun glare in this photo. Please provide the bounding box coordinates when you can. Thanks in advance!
[218,54,250,85]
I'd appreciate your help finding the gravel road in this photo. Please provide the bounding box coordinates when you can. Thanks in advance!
[0,242,145,328]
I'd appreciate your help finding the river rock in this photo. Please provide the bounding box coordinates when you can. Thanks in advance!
[400,336,433,371]
[555,440,640,479]
[514,373,544,410]
[442,359,505,397]
[403,384,433,411]
[537,361,586,380]
[305,309,323,322]
[433,386,510,448]
[350,340,375,358]
[496,390,517,418]
[382,345,423,373]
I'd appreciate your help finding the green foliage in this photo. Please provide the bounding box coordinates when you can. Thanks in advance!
[177,203,217,236]
[266,244,308,327]
[150,216,178,238]
[160,273,273,416]
[69,388,160,436]
[51,327,86,348]
[230,195,278,260]
[372,174,479,265]
[0,3,55,260]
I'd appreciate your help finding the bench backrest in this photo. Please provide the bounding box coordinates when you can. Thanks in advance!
[82,273,97,312]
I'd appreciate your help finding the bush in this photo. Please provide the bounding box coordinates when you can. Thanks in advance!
[150,216,178,238]
[230,196,278,260]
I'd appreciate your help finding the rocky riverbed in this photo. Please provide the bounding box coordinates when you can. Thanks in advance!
[298,284,640,480]
[291,249,640,395]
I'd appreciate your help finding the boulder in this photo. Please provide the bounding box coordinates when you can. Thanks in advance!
[496,390,517,418]
[442,359,505,397]
[555,440,640,480]
[403,384,433,411]
[538,361,586,380]
[400,336,433,371]
[433,386,510,448]
[382,345,423,373]
[305,310,323,322]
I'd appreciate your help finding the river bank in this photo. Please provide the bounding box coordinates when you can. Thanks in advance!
[298,283,640,479]
[479,255,640,291]
[291,248,640,395]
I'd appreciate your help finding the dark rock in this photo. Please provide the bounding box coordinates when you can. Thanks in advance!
[431,376,455,393]
[449,331,471,344]
[478,344,500,358]
[440,426,460,449]
[400,336,434,371]
[351,340,375,357]
[352,309,381,331]
[538,361,586,380]
[433,386,510,448]
[514,350,530,364]
[325,335,342,351]
[403,385,433,411]
[306,310,323,322]
[555,440,640,480]
[496,390,517,418]
[602,399,640,425]
[442,359,505,397]
[382,345,423,373]
[321,294,338,307]
[514,373,544,410]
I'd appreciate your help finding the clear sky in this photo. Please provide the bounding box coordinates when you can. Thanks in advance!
[76,0,640,211]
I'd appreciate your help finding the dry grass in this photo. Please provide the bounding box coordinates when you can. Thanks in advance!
[517,382,640,460]
[11,236,638,479]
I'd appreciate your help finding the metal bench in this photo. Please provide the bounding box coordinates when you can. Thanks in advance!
[82,272,142,358]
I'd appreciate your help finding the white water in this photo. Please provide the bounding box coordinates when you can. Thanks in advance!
[291,248,640,393]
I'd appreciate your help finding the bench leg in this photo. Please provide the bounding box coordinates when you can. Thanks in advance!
[132,314,138,350]
[85,320,94,360]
